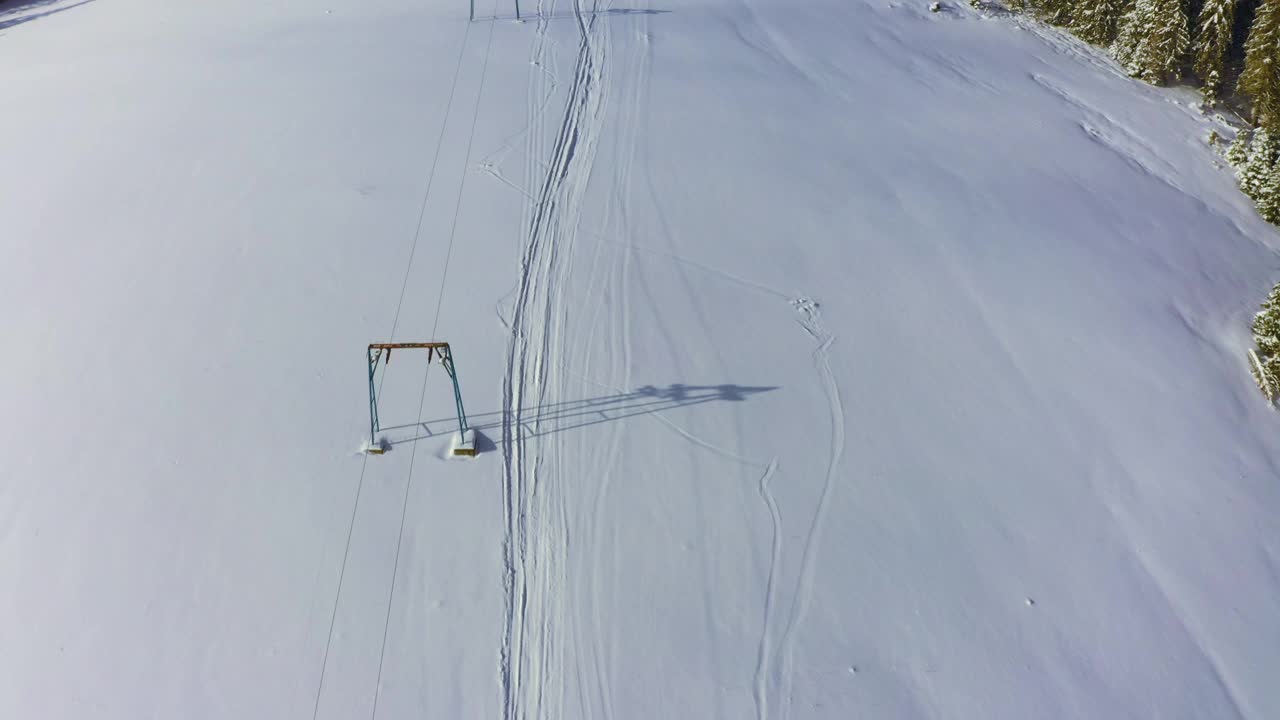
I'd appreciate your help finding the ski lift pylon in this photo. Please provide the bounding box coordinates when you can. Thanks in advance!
[366,342,475,456]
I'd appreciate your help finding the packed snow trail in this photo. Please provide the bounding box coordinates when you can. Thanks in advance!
[501,1,611,718]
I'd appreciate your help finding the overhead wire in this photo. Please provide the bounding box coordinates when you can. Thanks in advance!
[309,11,478,720]
[367,1,503,717]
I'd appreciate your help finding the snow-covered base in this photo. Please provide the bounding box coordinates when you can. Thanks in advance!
[360,437,392,455]
[449,428,477,457]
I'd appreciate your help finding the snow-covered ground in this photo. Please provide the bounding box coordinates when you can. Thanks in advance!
[3,0,1280,717]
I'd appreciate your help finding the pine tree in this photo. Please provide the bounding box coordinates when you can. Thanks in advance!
[1113,0,1190,84]
[1038,0,1074,25]
[1241,0,1280,126]
[1258,161,1280,221]
[1240,128,1278,199]
[1227,129,1251,167]
[1259,286,1280,354]
[1073,0,1124,43]
[1253,283,1280,395]
[1113,0,1155,70]
[1250,345,1277,400]
[1193,0,1237,100]
[1148,0,1190,81]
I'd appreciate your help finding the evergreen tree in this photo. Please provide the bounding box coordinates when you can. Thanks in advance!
[1253,283,1280,394]
[1258,285,1280,354]
[1113,0,1154,70]
[1193,0,1237,100]
[1250,344,1278,400]
[1227,129,1251,166]
[1241,0,1280,126]
[1258,161,1280,221]
[1073,0,1124,43]
[1113,0,1190,84]
[1038,0,1074,25]
[1240,128,1278,199]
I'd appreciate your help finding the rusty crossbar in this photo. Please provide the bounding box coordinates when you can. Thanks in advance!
[368,342,450,349]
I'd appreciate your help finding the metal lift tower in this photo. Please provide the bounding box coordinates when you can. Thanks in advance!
[366,342,475,456]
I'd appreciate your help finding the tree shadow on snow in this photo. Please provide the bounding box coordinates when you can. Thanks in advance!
[0,0,97,32]
[383,383,776,449]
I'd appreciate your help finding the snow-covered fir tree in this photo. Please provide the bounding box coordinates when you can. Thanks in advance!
[1193,0,1237,100]
[1252,283,1280,395]
[1249,348,1276,400]
[1113,0,1190,84]
[1240,128,1278,199]
[1036,0,1073,25]
[1112,0,1154,70]
[1072,0,1124,43]
[1258,161,1280,221]
[1242,0,1280,126]
[1227,129,1252,167]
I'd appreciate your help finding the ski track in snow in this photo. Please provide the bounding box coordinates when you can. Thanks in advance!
[766,296,847,720]
[752,457,782,720]
[571,11,652,720]
[501,1,611,717]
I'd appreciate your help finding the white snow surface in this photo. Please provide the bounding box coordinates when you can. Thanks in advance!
[3,0,1280,717]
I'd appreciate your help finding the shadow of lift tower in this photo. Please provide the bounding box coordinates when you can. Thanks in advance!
[367,342,475,456]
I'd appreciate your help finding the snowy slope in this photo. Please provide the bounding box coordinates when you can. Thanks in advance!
[2,0,1279,717]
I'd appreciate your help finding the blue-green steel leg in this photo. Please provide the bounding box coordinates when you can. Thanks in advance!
[367,345,467,448]
[440,348,470,436]
[368,348,381,445]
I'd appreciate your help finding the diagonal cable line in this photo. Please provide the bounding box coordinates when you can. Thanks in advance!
[368,2,502,717]
[310,13,477,720]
